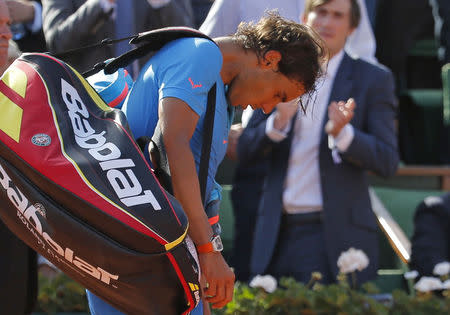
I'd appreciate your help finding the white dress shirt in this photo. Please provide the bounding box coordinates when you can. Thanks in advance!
[266,50,354,214]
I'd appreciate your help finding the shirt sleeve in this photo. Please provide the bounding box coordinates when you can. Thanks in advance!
[265,111,292,142]
[199,0,241,37]
[335,124,355,152]
[157,38,223,117]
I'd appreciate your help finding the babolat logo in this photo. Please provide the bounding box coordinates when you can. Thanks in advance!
[0,163,119,286]
[60,78,162,210]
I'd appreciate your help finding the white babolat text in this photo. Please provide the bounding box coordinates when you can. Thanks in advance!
[61,78,162,210]
[0,163,119,286]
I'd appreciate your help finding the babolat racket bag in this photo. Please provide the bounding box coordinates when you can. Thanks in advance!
[0,52,201,315]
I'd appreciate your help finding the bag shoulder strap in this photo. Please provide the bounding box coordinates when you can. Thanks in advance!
[146,83,216,207]
[90,27,215,76]
[199,83,217,205]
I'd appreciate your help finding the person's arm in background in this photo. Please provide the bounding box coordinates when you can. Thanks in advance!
[159,97,234,310]
[6,0,41,33]
[237,101,298,164]
[199,0,240,37]
[42,0,114,53]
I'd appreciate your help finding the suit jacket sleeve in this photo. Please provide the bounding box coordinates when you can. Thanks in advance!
[42,0,111,53]
[340,67,399,178]
[237,109,288,164]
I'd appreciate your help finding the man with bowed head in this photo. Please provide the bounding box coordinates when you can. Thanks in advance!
[238,0,398,285]
[87,12,326,315]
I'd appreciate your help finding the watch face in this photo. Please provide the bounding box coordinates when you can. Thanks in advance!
[211,235,224,252]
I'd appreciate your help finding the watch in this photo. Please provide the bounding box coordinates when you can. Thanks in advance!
[196,234,223,254]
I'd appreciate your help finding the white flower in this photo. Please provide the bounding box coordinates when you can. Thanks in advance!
[404,270,419,280]
[414,277,443,292]
[424,196,443,207]
[433,261,450,276]
[249,274,277,293]
[337,247,369,274]
[442,280,450,290]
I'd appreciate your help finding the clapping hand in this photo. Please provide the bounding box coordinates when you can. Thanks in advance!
[325,98,356,137]
[273,99,299,130]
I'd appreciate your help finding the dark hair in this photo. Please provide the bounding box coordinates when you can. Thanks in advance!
[304,0,361,29]
[234,11,327,101]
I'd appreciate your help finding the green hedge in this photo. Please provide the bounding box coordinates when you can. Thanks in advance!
[35,273,449,315]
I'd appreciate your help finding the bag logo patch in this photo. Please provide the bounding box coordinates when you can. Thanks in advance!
[31,133,51,146]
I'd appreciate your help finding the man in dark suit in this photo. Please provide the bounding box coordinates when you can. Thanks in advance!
[0,2,38,314]
[237,0,399,284]
[410,193,450,277]
[42,0,195,73]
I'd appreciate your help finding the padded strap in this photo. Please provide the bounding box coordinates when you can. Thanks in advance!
[104,27,215,74]
[199,83,216,205]
[143,83,216,206]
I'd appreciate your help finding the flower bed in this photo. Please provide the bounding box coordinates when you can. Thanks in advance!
[35,273,450,315]
[34,250,450,314]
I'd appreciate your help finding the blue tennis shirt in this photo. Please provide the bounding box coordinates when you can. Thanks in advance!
[122,37,233,204]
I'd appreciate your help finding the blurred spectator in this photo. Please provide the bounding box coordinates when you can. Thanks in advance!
[429,0,450,63]
[0,39,20,74]
[208,0,376,283]
[375,0,436,92]
[0,3,38,315]
[200,0,377,63]
[410,193,450,277]
[42,0,194,73]
[238,0,398,285]
[0,0,11,68]
[228,118,269,282]
[7,0,47,52]
[191,0,214,28]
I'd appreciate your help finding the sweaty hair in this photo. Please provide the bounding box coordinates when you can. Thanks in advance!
[304,0,361,29]
[234,11,327,104]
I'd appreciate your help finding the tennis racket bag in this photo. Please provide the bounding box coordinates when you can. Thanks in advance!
[0,49,201,314]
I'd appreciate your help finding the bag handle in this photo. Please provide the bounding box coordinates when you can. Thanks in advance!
[49,26,215,77]
[104,27,215,74]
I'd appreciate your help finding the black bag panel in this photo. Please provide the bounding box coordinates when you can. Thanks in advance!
[0,157,197,315]
[0,140,169,254]
[0,52,201,314]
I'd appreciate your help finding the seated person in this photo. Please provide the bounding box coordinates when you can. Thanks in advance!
[410,193,450,276]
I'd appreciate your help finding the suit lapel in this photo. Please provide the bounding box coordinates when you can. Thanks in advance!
[321,53,354,141]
